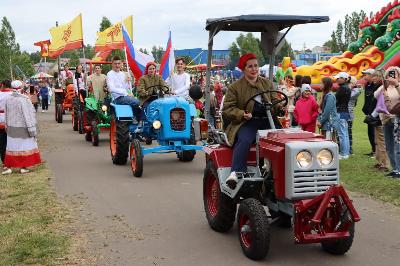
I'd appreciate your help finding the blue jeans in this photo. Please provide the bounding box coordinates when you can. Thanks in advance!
[383,119,398,171]
[113,96,140,120]
[337,114,350,156]
[231,119,268,172]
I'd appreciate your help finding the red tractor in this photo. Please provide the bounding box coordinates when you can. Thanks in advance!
[200,15,360,260]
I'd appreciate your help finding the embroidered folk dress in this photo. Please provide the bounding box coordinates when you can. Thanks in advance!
[4,91,41,168]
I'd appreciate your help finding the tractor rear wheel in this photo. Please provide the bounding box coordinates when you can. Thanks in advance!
[130,139,143,177]
[109,115,129,165]
[56,103,63,123]
[237,198,270,260]
[92,120,99,146]
[203,161,236,232]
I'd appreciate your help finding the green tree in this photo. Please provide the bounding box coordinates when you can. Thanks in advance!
[84,44,95,59]
[276,40,295,63]
[68,50,80,67]
[99,16,112,31]
[0,16,34,80]
[325,10,366,53]
[139,48,149,55]
[228,42,240,69]
[151,46,165,63]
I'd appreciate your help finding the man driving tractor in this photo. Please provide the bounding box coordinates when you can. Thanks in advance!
[223,53,283,189]
[107,56,140,122]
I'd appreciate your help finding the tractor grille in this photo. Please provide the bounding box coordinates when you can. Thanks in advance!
[170,108,186,131]
[292,168,338,195]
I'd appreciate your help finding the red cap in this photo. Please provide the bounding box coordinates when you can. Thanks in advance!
[237,53,257,71]
[144,62,157,75]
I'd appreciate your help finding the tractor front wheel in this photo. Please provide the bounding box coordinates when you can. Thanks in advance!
[78,109,84,134]
[92,120,99,146]
[72,111,78,131]
[109,115,129,165]
[203,161,236,232]
[177,127,196,162]
[85,132,92,142]
[130,139,143,177]
[321,211,355,255]
[237,198,270,260]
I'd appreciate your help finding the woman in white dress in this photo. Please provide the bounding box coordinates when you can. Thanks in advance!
[2,80,41,174]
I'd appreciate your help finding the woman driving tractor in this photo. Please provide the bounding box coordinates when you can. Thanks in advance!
[222,53,284,189]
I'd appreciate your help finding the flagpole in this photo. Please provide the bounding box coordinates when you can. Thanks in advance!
[56,21,61,74]
[123,47,133,94]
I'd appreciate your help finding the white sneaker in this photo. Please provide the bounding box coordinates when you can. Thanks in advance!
[338,155,349,160]
[20,168,30,174]
[226,171,238,189]
[41,110,44,113]
[2,168,12,175]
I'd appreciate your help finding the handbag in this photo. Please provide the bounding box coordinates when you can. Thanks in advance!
[375,90,389,114]
[384,85,400,114]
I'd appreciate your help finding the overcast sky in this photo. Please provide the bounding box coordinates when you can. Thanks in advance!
[1,0,389,53]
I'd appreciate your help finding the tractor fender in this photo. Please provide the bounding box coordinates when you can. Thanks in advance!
[110,103,133,121]
[189,103,197,117]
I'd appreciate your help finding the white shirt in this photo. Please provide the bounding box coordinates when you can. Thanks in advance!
[167,72,191,97]
[107,70,130,100]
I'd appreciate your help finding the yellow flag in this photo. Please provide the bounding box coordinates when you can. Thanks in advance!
[94,22,123,52]
[94,16,132,52]
[48,14,83,58]
[123,15,133,40]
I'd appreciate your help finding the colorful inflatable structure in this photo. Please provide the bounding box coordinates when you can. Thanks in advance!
[294,0,400,84]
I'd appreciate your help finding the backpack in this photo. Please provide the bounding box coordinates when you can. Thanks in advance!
[384,85,400,114]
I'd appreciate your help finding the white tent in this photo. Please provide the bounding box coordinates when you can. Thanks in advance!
[260,64,278,78]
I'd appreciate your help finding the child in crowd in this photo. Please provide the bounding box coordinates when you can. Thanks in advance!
[294,84,319,133]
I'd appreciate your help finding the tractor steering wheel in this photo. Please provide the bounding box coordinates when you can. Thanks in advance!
[145,85,171,97]
[244,90,288,113]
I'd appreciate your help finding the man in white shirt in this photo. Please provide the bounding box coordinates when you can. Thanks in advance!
[166,58,191,99]
[106,56,140,120]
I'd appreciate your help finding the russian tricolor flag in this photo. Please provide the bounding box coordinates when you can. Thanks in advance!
[159,31,175,80]
[122,26,154,81]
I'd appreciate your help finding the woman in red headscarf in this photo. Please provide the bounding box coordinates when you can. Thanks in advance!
[137,62,170,106]
[222,53,281,189]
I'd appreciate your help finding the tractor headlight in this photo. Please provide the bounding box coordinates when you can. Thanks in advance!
[152,120,161,129]
[317,149,333,166]
[296,150,312,168]
[101,105,108,112]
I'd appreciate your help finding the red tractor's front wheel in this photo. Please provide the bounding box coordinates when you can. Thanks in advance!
[237,198,270,260]
[130,139,143,177]
[203,161,236,232]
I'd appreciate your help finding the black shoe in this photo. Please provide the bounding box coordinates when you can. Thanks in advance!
[386,171,397,177]
[392,173,400,179]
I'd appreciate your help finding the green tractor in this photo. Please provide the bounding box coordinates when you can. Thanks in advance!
[83,93,111,146]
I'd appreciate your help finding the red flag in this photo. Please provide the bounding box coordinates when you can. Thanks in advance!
[34,40,51,57]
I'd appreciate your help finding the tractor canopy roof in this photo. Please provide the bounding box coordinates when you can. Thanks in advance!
[205,14,329,33]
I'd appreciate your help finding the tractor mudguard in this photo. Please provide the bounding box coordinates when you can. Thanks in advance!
[189,103,197,117]
[110,103,134,121]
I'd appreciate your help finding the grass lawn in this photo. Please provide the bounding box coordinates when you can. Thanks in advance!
[335,92,400,206]
[0,164,71,265]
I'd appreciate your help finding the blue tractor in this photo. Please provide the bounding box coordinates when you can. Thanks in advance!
[109,85,205,177]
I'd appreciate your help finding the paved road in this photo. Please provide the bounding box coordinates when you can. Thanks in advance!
[38,109,400,266]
